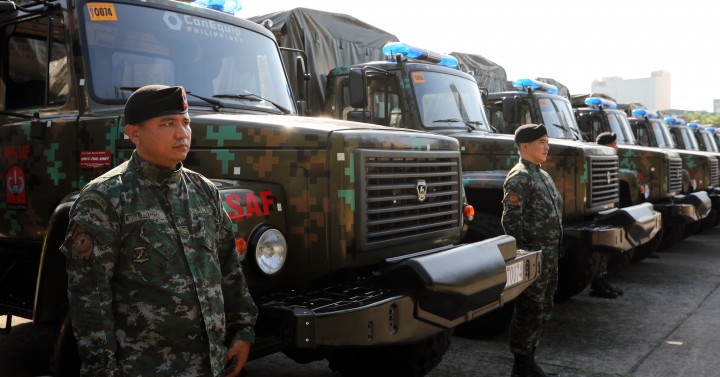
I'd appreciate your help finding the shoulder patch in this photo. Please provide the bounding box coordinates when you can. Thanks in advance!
[507,191,520,207]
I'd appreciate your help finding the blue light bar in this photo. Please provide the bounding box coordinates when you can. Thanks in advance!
[688,122,699,129]
[511,78,558,94]
[585,97,617,109]
[191,0,241,14]
[382,42,459,68]
[664,117,678,124]
[708,127,716,133]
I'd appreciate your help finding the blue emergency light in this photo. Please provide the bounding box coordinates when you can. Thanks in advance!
[688,122,699,129]
[585,97,617,109]
[664,117,682,125]
[191,0,241,14]
[382,42,459,68]
[633,109,657,118]
[708,127,716,133]
[511,79,558,94]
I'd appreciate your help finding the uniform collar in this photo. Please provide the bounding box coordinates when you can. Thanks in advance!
[130,151,183,185]
[520,158,542,172]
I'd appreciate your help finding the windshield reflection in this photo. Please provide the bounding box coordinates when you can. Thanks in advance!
[413,71,491,131]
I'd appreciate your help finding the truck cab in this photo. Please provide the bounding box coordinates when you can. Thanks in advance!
[485,80,662,295]
[0,1,541,375]
[572,95,704,252]
[320,44,660,300]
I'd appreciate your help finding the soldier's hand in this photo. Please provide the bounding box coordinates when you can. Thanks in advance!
[225,339,251,377]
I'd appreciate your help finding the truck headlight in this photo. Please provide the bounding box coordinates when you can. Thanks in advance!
[252,228,287,276]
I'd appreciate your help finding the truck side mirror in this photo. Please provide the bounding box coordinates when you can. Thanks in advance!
[349,68,368,109]
[295,56,311,115]
[502,97,517,124]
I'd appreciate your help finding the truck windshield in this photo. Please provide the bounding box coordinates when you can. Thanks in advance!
[654,121,677,148]
[608,112,637,145]
[80,2,294,113]
[412,70,491,131]
[700,132,719,152]
[537,97,580,140]
[671,127,701,151]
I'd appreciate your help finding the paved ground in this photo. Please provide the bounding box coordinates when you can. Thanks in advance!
[3,226,720,376]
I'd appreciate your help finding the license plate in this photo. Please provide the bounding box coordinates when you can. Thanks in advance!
[505,260,525,287]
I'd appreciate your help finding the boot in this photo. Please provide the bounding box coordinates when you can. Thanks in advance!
[510,355,533,377]
[602,279,623,296]
[528,352,559,377]
[590,277,618,299]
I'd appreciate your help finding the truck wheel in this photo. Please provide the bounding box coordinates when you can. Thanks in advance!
[464,212,504,243]
[631,227,664,262]
[453,302,514,339]
[698,209,717,233]
[555,244,600,301]
[681,220,700,240]
[658,222,684,251]
[52,313,81,377]
[326,330,451,377]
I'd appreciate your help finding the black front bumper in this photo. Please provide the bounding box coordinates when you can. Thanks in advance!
[256,236,541,348]
[563,202,662,252]
[654,191,712,223]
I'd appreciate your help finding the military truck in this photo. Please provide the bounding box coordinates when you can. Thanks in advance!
[662,117,720,229]
[248,8,661,301]
[627,110,715,234]
[481,79,661,297]
[570,94,706,253]
[0,1,545,375]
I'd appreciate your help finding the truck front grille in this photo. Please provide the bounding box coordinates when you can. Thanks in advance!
[356,149,461,251]
[710,158,719,188]
[668,157,683,195]
[588,156,619,209]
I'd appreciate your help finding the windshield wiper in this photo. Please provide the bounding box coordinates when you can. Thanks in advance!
[551,122,581,139]
[214,93,291,114]
[119,87,224,112]
[433,118,485,132]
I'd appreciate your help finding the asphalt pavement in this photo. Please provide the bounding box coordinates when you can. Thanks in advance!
[2,226,720,377]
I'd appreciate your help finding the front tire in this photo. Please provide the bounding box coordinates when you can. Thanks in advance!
[326,330,451,377]
[52,312,81,377]
[555,243,601,301]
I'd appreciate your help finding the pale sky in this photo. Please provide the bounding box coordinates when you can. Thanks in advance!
[237,0,719,112]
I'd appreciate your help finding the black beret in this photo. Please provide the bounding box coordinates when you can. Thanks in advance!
[124,85,188,125]
[514,124,548,143]
[596,132,617,145]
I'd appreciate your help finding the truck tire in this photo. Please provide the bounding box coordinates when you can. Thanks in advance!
[698,209,717,233]
[52,312,81,377]
[658,223,684,251]
[326,330,451,377]
[453,302,514,340]
[555,244,600,301]
[464,212,504,243]
[681,220,700,240]
[631,227,664,262]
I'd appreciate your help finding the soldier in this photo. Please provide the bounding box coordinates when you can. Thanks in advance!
[590,132,626,299]
[60,85,257,377]
[503,124,562,377]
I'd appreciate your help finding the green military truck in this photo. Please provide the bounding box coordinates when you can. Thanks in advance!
[662,117,720,229]
[570,94,708,253]
[0,1,544,375]
[248,8,662,301]
[482,79,661,297]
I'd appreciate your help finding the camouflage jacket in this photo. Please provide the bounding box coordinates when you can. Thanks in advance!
[501,158,563,248]
[60,152,257,377]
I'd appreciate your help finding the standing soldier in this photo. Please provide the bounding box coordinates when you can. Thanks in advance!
[60,85,257,376]
[503,124,562,377]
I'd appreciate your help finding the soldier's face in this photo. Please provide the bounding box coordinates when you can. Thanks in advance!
[520,136,550,164]
[125,113,192,169]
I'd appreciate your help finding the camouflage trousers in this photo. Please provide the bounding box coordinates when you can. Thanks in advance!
[509,244,559,356]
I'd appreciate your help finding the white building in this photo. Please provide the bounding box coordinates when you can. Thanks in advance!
[591,71,671,111]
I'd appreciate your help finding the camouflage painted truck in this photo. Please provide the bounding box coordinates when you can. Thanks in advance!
[570,94,703,253]
[662,117,720,229]
[478,79,662,297]
[247,9,661,301]
[626,111,716,234]
[0,0,543,375]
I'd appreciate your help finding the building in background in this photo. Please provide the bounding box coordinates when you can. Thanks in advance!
[714,99,720,113]
[591,71,671,111]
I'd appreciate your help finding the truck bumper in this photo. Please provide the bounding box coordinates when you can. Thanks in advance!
[709,188,720,212]
[654,191,712,223]
[258,236,541,348]
[563,202,662,252]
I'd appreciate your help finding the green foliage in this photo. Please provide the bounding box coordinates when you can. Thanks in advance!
[684,111,720,126]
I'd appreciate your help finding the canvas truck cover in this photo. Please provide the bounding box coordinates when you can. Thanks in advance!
[247,7,399,115]
[536,77,571,99]
[449,52,508,93]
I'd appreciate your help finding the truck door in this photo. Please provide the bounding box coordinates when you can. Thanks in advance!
[0,12,78,241]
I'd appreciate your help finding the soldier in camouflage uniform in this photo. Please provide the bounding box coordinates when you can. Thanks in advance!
[590,132,625,299]
[60,85,257,377]
[502,124,562,377]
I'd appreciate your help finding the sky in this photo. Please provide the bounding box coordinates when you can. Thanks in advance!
[236,0,720,112]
